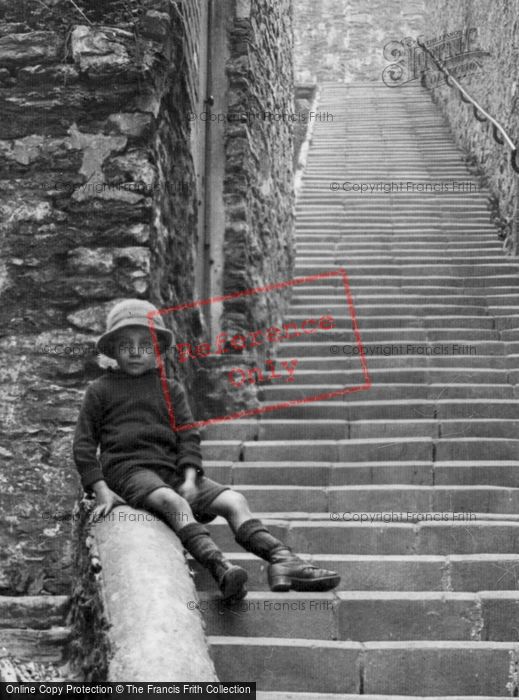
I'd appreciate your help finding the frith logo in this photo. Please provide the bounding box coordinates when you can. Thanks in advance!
[382,28,491,88]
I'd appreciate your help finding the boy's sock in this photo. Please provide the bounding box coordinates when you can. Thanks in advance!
[234,518,341,592]
[234,518,286,560]
[178,522,247,601]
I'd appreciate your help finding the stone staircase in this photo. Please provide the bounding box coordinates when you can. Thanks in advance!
[196,83,519,697]
[0,596,70,680]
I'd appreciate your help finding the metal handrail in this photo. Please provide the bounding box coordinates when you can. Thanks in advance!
[416,39,519,174]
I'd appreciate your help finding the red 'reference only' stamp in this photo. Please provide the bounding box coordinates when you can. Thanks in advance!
[147,269,371,431]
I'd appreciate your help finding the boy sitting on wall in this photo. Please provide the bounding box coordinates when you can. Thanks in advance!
[73,299,340,601]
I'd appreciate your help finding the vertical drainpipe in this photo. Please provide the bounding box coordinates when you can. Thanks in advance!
[513,179,519,256]
[202,0,229,344]
[202,0,214,335]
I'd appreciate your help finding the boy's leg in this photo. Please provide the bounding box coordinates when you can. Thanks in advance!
[143,487,247,601]
[207,490,341,592]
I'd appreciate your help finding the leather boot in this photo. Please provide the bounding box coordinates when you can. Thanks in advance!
[206,552,248,602]
[234,518,341,592]
[268,546,340,592]
[179,522,248,602]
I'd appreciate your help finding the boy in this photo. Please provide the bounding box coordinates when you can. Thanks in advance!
[73,299,340,602]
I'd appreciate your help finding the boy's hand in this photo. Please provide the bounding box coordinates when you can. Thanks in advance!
[176,467,199,504]
[90,480,126,522]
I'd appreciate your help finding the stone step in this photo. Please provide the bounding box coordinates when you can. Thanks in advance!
[293,264,519,276]
[296,213,499,219]
[209,636,363,694]
[208,637,514,695]
[202,417,519,442]
[256,368,510,385]
[294,303,494,318]
[286,315,499,330]
[207,518,519,555]
[191,553,519,592]
[258,385,515,402]
[297,221,496,229]
[217,484,519,514]
[352,419,519,439]
[274,328,503,341]
[203,460,519,487]
[296,240,501,248]
[290,304,494,315]
[262,399,519,420]
[292,292,519,305]
[257,694,510,700]
[296,224,494,231]
[236,438,437,462]
[295,223,496,230]
[290,355,512,369]
[295,234,500,244]
[298,252,505,261]
[297,242,499,249]
[291,307,500,319]
[435,461,519,486]
[0,627,70,663]
[261,328,501,343]
[299,255,508,264]
[0,596,69,629]
[297,242,498,248]
[198,590,519,642]
[224,438,519,463]
[291,285,519,297]
[295,273,519,288]
[279,355,510,369]
[276,341,507,357]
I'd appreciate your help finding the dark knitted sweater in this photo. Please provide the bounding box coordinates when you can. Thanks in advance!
[73,367,203,490]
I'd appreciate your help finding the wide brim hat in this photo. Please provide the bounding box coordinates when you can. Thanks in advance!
[96,299,173,359]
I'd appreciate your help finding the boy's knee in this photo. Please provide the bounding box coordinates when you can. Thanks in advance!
[145,487,186,512]
[225,489,250,511]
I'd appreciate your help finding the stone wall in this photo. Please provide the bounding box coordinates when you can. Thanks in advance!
[0,0,203,596]
[423,0,519,253]
[0,0,295,596]
[293,0,426,83]
[222,0,295,358]
[197,0,296,417]
[66,497,111,681]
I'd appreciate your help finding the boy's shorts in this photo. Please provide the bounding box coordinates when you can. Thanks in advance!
[104,463,230,524]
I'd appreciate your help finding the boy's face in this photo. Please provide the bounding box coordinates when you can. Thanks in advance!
[113,326,162,376]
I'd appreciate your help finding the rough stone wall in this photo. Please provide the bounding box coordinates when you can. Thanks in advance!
[224,0,295,343]
[423,1,519,253]
[199,0,296,414]
[293,0,426,83]
[0,0,296,596]
[0,0,203,596]
[66,497,111,681]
